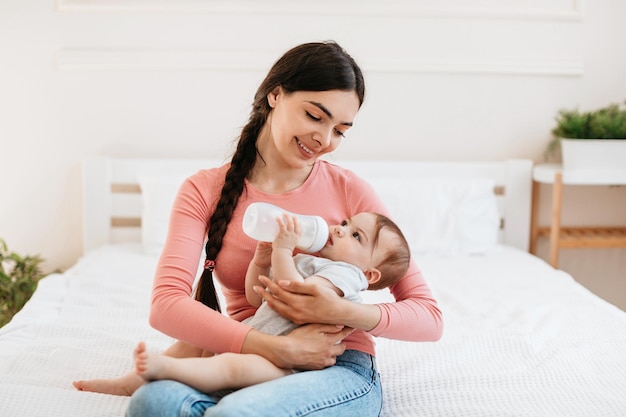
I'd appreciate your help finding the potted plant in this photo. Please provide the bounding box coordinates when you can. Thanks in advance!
[0,239,45,327]
[546,100,626,171]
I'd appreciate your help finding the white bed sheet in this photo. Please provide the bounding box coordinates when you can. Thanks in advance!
[377,247,626,416]
[0,245,173,417]
[1,244,625,417]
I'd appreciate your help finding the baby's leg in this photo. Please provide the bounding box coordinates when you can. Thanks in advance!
[72,371,143,396]
[134,342,292,393]
[166,339,211,358]
[73,340,211,396]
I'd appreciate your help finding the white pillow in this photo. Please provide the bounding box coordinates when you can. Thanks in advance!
[367,178,500,256]
[138,175,187,255]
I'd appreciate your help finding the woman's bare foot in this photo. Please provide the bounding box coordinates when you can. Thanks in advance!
[134,341,172,381]
[72,371,144,396]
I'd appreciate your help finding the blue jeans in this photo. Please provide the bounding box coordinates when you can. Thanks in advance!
[126,350,382,417]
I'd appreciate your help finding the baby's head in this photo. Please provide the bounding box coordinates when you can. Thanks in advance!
[319,212,410,290]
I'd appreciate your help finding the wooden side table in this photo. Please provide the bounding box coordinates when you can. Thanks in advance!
[530,164,626,268]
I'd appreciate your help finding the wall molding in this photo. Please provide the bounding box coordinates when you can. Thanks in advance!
[55,49,276,72]
[55,48,584,76]
[55,0,585,21]
[364,57,584,77]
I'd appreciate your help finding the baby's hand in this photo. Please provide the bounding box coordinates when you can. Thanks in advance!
[273,214,301,251]
[252,241,272,269]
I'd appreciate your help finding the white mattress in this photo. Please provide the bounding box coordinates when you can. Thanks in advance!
[1,244,625,417]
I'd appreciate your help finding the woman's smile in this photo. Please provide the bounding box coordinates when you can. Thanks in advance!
[295,137,314,155]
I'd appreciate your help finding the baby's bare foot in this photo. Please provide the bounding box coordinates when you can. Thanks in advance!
[134,341,169,381]
[72,372,143,396]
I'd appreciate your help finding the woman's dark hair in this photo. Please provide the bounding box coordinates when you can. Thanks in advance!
[195,41,365,311]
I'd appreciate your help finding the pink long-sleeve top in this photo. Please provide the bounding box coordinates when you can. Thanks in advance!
[150,160,443,356]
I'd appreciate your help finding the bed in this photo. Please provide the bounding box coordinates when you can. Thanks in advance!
[1,157,625,417]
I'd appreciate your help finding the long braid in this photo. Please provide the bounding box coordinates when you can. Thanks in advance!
[195,112,265,311]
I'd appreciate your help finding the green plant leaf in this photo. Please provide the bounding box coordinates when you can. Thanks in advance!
[0,238,45,328]
[552,100,626,139]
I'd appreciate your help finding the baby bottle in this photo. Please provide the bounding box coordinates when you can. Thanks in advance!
[242,202,329,252]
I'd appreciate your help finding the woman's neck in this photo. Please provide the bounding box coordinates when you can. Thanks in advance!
[249,128,315,194]
[248,156,315,194]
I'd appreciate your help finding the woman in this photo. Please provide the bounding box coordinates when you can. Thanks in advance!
[127,41,443,417]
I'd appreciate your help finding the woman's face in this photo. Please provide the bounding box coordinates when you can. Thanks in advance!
[266,88,360,167]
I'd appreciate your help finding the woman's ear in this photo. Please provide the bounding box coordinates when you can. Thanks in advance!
[267,86,281,108]
[364,268,382,286]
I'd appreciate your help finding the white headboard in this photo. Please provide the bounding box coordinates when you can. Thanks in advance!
[82,158,533,254]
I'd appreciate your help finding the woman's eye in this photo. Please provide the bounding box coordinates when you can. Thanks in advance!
[341,220,348,226]
[334,129,346,138]
[306,111,321,121]
[352,232,361,241]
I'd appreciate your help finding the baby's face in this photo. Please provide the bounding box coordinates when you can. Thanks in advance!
[319,212,392,271]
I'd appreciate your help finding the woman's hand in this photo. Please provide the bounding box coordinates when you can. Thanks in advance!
[254,275,344,325]
[255,275,382,331]
[241,324,353,370]
[284,324,353,369]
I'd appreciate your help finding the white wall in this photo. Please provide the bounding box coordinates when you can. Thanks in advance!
[1,1,625,306]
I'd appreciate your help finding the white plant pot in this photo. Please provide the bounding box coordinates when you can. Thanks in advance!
[560,138,626,171]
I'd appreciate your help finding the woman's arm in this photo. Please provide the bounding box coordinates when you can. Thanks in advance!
[367,262,443,341]
[149,170,253,354]
[255,262,443,342]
